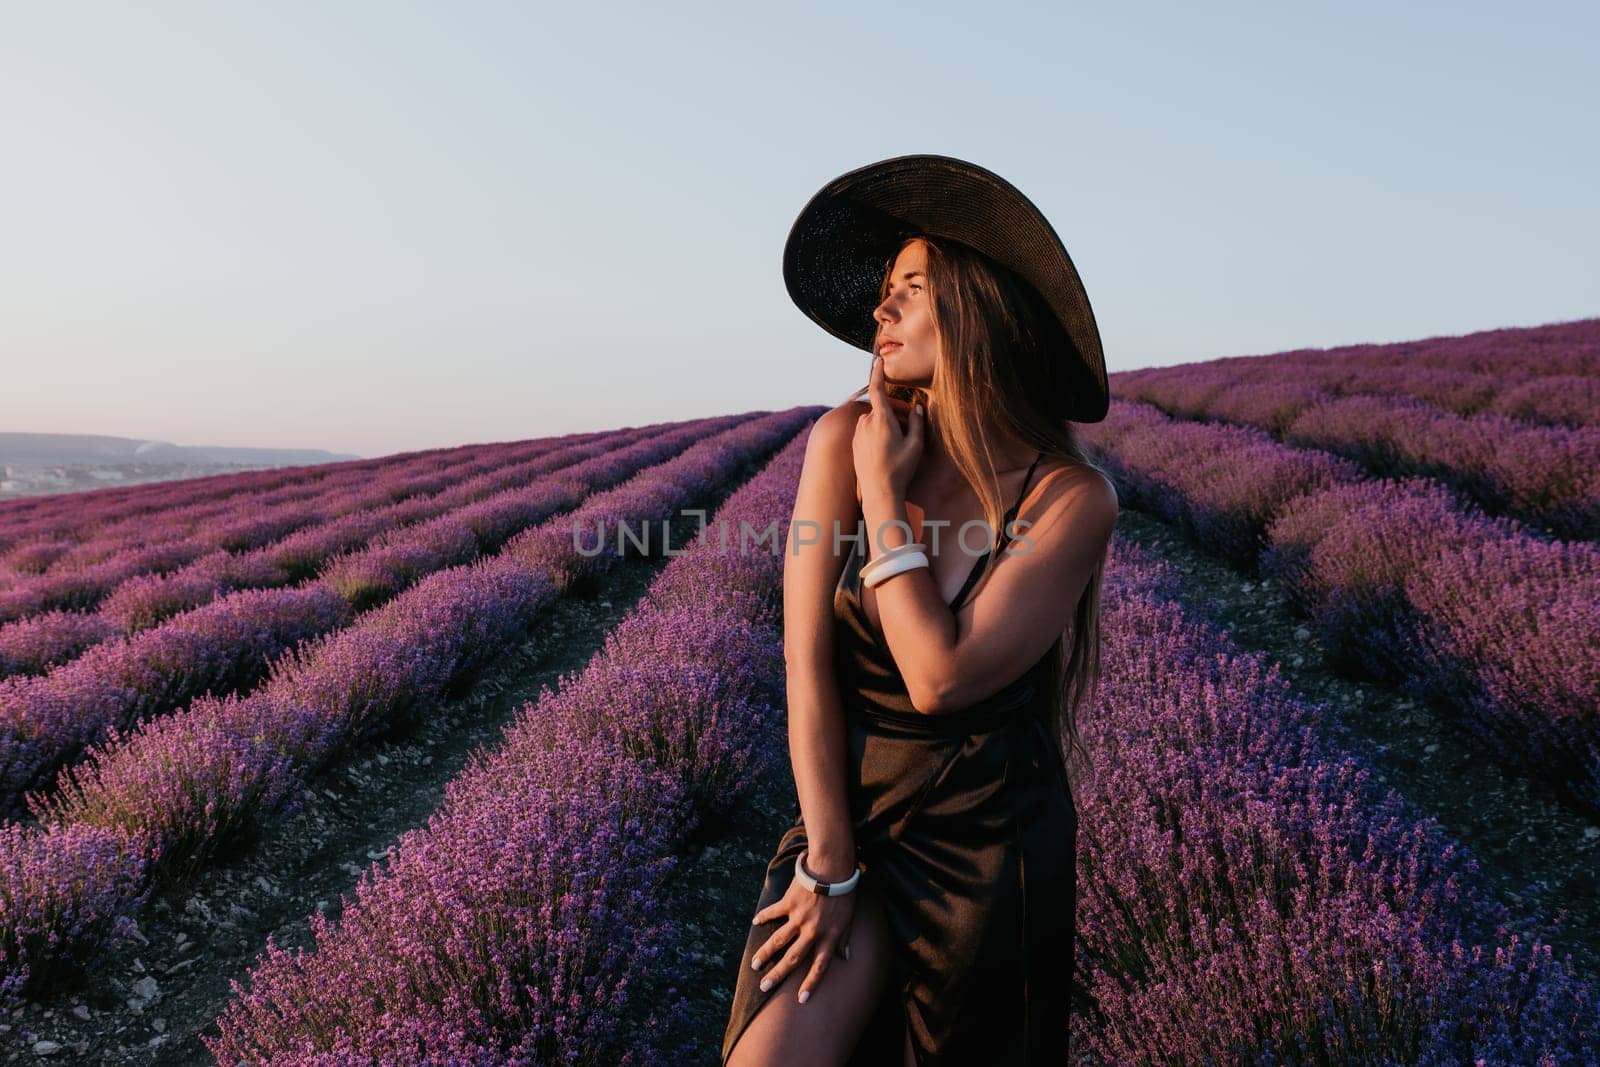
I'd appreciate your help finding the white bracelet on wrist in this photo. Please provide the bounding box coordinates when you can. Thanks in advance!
[795,850,861,896]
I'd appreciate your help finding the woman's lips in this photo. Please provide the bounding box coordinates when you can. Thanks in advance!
[878,342,902,354]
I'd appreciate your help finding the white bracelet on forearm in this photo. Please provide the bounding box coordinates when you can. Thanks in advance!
[860,550,929,588]
[864,547,928,579]
[858,541,927,583]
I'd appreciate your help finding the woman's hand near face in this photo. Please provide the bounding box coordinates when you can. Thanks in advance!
[853,355,926,505]
[750,871,856,1004]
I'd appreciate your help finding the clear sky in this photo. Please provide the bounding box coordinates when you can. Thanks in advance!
[3,1,1595,458]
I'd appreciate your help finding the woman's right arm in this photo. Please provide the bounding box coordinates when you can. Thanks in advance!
[783,400,866,881]
[748,401,871,1003]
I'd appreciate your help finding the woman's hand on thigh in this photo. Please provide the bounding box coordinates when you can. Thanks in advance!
[751,877,857,1003]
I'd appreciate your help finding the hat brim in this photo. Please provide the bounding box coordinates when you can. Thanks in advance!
[782,154,1108,423]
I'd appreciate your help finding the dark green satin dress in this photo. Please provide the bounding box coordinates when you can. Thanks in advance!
[722,452,1078,1066]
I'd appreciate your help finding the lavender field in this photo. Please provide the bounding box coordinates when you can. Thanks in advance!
[0,320,1597,1064]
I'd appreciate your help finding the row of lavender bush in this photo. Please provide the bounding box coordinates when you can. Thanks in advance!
[204,422,808,1064]
[0,438,556,641]
[0,447,480,598]
[1071,538,1597,1063]
[1109,366,1600,539]
[0,437,543,600]
[0,438,533,576]
[1117,351,1600,430]
[0,408,811,1012]
[0,435,541,559]
[0,417,742,816]
[0,422,618,552]
[1081,400,1600,812]
[0,434,572,582]
[1186,317,1599,382]
[0,437,499,527]
[0,431,611,616]
[0,425,666,675]
[1262,481,1600,811]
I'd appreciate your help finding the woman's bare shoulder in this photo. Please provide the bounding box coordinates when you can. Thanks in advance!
[797,401,865,508]
[809,397,872,444]
[1031,458,1118,520]
[803,401,867,476]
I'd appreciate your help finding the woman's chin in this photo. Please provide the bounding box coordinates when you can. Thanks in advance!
[881,358,930,385]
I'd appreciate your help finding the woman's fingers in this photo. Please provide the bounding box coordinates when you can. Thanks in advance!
[758,927,816,994]
[751,919,798,975]
[866,355,887,412]
[798,939,836,1003]
[751,891,794,928]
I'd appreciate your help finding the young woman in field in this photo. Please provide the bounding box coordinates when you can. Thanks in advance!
[721,155,1118,1066]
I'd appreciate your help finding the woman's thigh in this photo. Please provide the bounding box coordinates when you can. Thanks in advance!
[725,880,897,1067]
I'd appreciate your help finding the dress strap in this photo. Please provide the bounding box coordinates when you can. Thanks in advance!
[949,450,1047,611]
[1007,450,1046,523]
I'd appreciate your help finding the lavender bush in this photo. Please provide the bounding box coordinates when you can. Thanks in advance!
[0,610,121,676]
[1259,477,1521,681]
[0,822,147,1002]
[1080,402,1361,567]
[0,584,352,813]
[213,442,1597,1063]
[1402,533,1600,808]
[1116,317,1600,417]
[1284,395,1599,540]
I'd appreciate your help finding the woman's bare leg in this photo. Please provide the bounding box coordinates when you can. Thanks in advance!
[725,880,895,1067]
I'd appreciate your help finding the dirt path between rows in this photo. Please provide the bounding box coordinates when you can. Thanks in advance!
[616,722,793,1064]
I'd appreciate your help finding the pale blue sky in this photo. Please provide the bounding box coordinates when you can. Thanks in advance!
[2,1,1594,457]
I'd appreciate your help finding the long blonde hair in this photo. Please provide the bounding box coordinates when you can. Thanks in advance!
[847,234,1114,786]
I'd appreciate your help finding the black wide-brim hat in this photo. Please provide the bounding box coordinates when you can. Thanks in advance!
[783,153,1109,423]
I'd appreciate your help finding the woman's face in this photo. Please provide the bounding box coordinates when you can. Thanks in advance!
[872,239,937,387]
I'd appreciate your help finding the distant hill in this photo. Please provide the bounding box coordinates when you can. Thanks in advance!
[0,433,361,467]
[0,433,363,500]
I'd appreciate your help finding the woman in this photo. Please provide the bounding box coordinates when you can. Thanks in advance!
[723,155,1118,1066]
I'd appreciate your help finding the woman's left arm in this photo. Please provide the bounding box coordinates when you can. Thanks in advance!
[862,470,1117,714]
